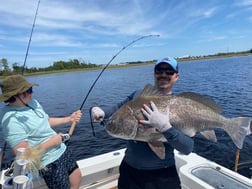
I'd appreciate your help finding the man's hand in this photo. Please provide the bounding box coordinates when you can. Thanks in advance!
[139,101,172,132]
[91,107,105,122]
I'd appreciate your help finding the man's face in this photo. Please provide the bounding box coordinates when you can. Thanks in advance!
[154,63,179,91]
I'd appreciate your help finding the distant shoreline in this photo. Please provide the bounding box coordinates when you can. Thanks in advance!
[2,53,252,78]
[177,52,252,62]
[34,53,252,74]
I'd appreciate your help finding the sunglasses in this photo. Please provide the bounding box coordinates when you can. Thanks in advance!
[155,68,176,75]
[26,87,33,94]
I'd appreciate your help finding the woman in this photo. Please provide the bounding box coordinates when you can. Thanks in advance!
[0,75,82,189]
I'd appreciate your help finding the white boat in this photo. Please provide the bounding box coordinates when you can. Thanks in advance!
[1,148,252,189]
[174,150,252,189]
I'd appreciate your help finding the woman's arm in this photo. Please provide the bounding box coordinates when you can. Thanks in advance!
[13,134,63,155]
[48,110,82,127]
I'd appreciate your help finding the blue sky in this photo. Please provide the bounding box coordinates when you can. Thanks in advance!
[1,0,252,68]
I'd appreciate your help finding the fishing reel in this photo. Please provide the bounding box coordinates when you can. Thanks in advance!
[61,134,70,143]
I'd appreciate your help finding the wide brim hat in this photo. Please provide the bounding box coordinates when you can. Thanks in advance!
[0,75,38,102]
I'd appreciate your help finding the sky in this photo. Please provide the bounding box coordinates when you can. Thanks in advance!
[0,0,252,68]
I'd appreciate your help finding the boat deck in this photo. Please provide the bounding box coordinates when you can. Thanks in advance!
[2,148,252,189]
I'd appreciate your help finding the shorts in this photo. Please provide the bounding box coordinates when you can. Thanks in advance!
[40,148,79,189]
[118,160,181,189]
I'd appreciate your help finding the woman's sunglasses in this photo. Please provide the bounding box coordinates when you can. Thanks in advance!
[26,87,33,94]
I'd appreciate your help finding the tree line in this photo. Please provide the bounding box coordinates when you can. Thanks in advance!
[0,58,100,76]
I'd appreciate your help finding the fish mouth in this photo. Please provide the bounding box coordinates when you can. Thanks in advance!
[102,118,109,126]
[103,119,116,132]
[103,118,138,139]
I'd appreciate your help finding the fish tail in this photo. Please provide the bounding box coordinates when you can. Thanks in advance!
[226,117,252,149]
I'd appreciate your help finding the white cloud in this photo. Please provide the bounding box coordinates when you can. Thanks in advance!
[203,7,217,18]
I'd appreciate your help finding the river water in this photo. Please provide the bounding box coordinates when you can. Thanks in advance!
[1,55,252,177]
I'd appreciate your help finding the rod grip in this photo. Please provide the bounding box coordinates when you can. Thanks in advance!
[69,122,77,136]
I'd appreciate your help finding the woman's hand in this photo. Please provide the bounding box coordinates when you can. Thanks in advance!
[70,110,82,123]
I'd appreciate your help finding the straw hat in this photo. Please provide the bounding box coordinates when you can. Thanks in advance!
[0,75,38,102]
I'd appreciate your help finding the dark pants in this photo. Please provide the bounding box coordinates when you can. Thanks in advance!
[40,148,78,189]
[118,160,181,189]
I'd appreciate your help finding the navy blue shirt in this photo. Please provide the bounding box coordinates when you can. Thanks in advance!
[102,89,194,170]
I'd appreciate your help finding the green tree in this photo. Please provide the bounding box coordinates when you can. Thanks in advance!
[52,61,65,70]
[1,58,10,71]
[12,62,23,73]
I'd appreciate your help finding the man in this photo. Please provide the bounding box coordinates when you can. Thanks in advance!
[91,56,194,189]
[0,75,82,189]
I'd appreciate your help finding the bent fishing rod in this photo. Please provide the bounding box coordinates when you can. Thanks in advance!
[68,34,160,136]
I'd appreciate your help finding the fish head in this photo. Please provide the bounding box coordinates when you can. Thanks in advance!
[104,105,140,140]
[103,102,165,142]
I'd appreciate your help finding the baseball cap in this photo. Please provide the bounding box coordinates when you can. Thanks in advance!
[155,56,178,72]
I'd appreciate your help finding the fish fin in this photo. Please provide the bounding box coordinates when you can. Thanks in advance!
[200,130,217,142]
[148,141,165,159]
[177,92,222,113]
[225,117,252,149]
[140,84,162,97]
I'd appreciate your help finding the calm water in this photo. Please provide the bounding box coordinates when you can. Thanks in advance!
[1,55,252,177]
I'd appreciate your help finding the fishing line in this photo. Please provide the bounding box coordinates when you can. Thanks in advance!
[68,34,160,136]
[22,0,40,75]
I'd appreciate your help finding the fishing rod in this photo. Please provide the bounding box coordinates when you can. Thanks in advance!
[1,0,41,171]
[21,0,40,75]
[68,34,160,136]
